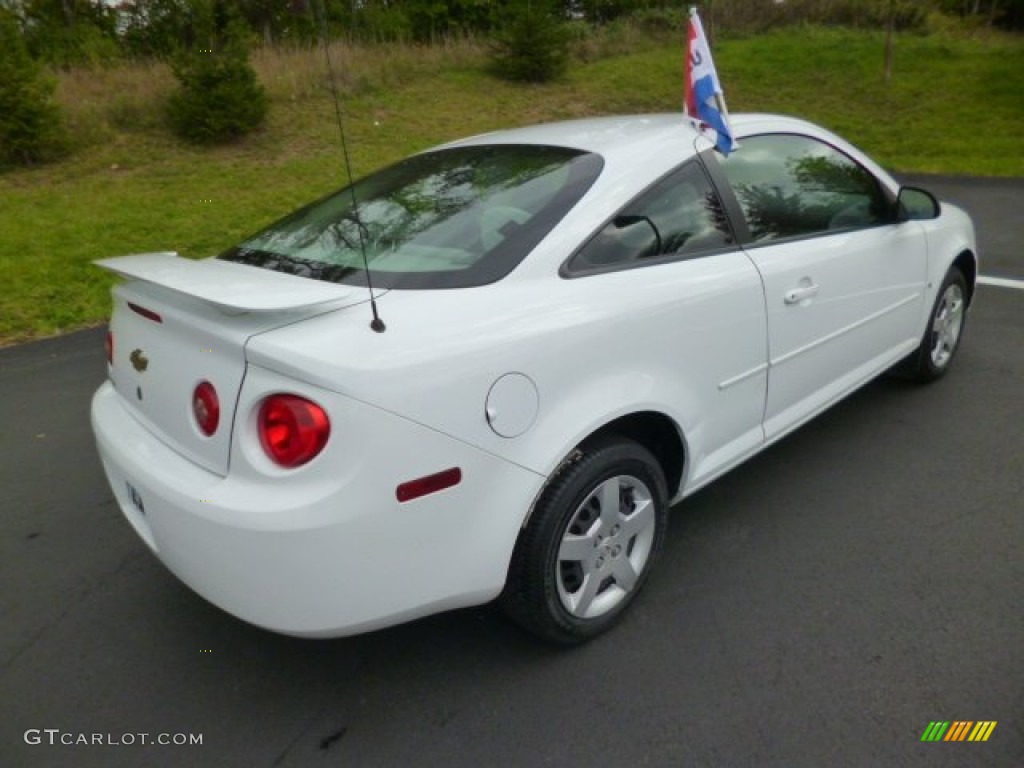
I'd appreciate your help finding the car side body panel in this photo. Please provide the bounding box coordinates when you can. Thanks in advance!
[919,202,978,310]
[246,247,768,503]
[744,223,928,439]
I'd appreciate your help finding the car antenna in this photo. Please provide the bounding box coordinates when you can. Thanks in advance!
[314,0,385,333]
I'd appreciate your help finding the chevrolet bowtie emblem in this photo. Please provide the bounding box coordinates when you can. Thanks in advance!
[129,349,149,373]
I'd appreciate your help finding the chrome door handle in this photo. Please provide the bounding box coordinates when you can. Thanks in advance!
[784,284,819,304]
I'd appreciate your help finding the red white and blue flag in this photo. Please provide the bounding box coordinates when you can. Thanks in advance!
[685,7,737,155]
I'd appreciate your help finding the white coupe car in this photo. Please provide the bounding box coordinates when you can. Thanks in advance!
[91,114,976,644]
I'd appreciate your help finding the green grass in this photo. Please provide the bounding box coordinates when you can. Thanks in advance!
[716,27,1024,174]
[1,27,1022,345]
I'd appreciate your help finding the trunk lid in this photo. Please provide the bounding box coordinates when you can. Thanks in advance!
[97,253,359,476]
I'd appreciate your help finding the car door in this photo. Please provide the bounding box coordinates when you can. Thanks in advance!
[566,157,768,490]
[710,134,928,439]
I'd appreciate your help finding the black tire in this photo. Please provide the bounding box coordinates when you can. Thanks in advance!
[895,266,969,383]
[501,437,669,645]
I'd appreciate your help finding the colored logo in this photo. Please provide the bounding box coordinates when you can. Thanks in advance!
[921,721,996,742]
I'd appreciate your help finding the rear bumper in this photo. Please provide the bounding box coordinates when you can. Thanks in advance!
[91,374,544,637]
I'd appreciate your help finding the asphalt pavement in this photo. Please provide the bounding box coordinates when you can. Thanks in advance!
[1,176,1021,767]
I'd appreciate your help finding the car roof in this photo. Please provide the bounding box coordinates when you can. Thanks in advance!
[442,113,825,156]
[443,112,897,198]
[443,114,702,156]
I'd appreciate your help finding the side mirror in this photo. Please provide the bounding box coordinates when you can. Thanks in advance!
[897,186,940,221]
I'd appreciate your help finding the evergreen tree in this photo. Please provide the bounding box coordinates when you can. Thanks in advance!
[0,10,68,167]
[19,0,121,68]
[167,0,267,144]
[490,1,570,83]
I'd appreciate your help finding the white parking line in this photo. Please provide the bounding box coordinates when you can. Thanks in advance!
[978,275,1024,290]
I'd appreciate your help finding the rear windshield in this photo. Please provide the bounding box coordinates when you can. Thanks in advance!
[219,144,604,289]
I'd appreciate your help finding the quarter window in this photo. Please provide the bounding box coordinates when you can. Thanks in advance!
[718,134,891,242]
[570,161,733,272]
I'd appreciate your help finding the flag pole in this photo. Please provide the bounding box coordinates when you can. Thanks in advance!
[714,92,732,134]
[684,6,697,126]
[685,3,737,154]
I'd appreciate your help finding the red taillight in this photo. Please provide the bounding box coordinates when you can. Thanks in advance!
[105,330,114,366]
[258,394,330,468]
[396,467,462,503]
[192,381,220,436]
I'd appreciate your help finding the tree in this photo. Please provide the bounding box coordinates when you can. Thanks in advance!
[19,0,121,68]
[884,0,896,82]
[120,0,195,59]
[0,9,68,167]
[490,1,570,83]
[167,0,267,144]
[935,0,1024,29]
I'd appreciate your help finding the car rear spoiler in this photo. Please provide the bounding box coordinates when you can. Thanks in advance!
[95,252,352,314]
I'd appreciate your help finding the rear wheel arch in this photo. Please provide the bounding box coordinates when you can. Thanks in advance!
[523,410,687,532]
[580,411,686,500]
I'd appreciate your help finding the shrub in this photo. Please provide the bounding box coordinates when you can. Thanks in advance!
[0,11,68,167]
[490,2,570,83]
[20,0,121,69]
[167,2,267,144]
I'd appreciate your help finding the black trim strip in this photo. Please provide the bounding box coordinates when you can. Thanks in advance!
[697,147,751,244]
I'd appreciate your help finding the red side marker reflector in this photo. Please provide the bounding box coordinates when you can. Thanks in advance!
[396,467,462,503]
[127,302,163,323]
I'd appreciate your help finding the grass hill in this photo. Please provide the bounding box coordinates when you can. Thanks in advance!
[1,26,1022,344]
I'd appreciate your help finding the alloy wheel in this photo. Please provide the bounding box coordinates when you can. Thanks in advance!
[555,474,656,619]
[930,282,964,369]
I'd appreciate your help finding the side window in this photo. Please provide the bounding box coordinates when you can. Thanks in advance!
[570,161,733,272]
[718,134,891,243]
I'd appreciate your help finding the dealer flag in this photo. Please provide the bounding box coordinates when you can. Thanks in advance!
[684,7,737,155]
